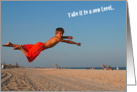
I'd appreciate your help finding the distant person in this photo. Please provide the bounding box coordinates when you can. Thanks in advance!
[1,64,5,69]
[3,28,81,62]
[91,67,95,70]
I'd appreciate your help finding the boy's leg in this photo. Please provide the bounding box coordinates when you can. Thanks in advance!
[3,42,21,48]
[20,46,28,56]
[3,42,28,56]
[12,45,28,56]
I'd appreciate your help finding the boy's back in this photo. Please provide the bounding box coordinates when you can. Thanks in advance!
[44,36,61,49]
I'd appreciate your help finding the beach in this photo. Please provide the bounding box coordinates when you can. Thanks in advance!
[1,68,126,91]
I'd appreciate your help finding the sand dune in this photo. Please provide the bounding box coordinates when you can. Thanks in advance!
[1,68,126,91]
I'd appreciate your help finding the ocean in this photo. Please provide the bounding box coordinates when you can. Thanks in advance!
[61,67,126,70]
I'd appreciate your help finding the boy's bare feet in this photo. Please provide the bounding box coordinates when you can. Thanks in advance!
[2,42,12,47]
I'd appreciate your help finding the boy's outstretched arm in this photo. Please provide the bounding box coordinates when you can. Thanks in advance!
[62,36,73,39]
[61,40,81,46]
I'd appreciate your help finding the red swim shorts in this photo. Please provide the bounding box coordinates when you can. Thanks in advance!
[23,42,45,62]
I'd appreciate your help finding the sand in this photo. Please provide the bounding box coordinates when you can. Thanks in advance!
[1,68,126,91]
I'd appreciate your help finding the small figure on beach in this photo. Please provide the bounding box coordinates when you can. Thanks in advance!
[102,65,113,70]
[2,28,81,62]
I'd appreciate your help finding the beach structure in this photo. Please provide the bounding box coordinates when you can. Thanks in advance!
[52,64,58,68]
[52,64,62,69]
[15,62,18,68]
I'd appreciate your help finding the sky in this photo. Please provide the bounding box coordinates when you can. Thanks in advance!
[1,1,126,67]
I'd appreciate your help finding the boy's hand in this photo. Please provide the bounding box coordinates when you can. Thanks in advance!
[76,43,81,46]
[68,36,73,39]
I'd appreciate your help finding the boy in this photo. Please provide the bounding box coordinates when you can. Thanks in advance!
[2,28,81,62]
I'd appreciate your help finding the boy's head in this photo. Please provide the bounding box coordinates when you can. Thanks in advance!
[55,28,64,35]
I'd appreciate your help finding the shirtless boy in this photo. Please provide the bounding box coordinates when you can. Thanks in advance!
[2,28,81,62]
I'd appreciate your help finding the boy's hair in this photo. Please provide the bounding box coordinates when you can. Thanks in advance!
[55,28,64,34]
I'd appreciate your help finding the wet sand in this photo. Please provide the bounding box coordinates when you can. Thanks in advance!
[1,68,126,91]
